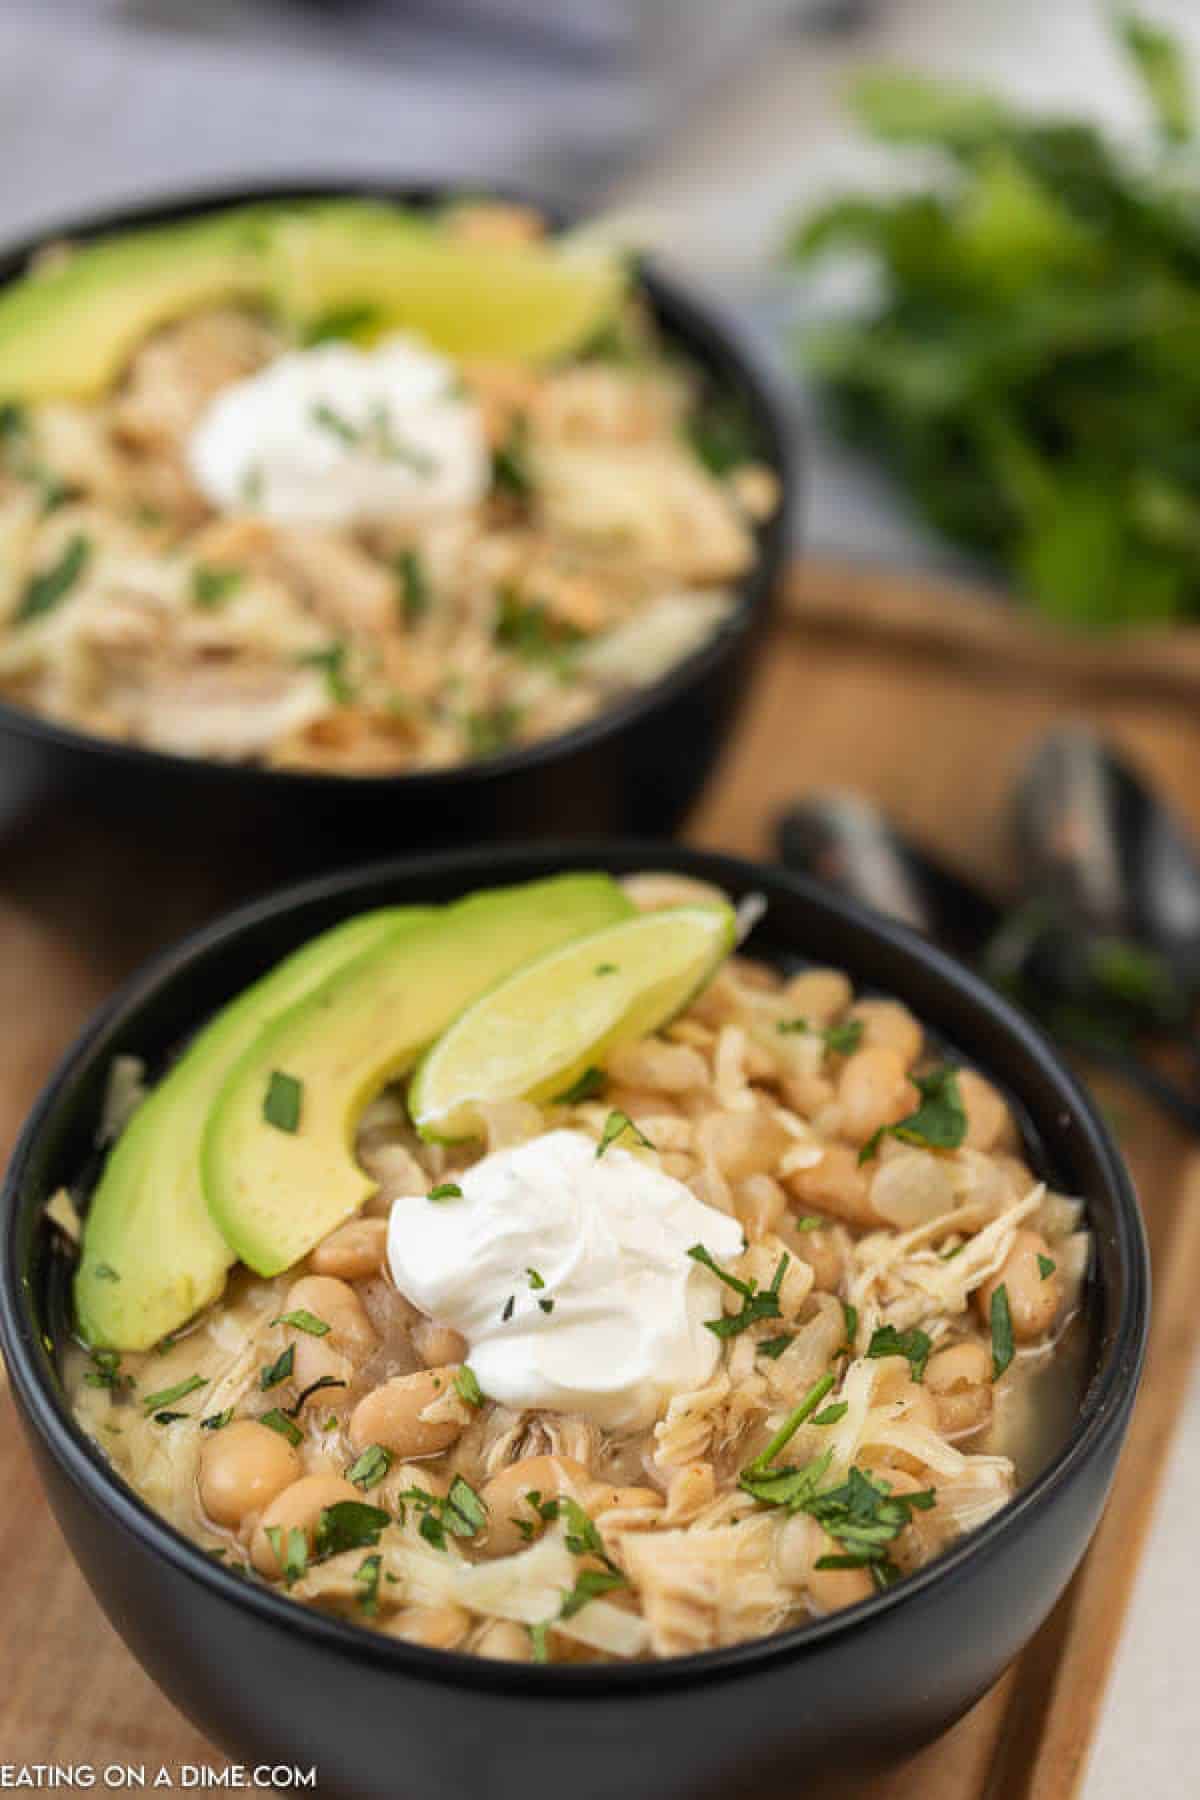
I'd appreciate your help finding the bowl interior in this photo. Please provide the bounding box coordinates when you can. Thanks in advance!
[0,842,1148,1687]
[0,182,794,794]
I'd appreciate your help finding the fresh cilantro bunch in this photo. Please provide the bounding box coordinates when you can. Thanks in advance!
[789,15,1200,628]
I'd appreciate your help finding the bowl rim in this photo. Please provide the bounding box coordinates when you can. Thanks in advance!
[0,177,794,794]
[0,841,1149,1698]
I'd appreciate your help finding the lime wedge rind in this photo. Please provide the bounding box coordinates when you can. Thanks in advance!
[409,903,735,1141]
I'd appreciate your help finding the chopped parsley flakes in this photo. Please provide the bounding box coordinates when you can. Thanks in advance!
[866,1324,933,1383]
[688,1243,789,1339]
[263,1070,303,1134]
[990,1283,1015,1379]
[859,1064,967,1164]
[596,1110,655,1159]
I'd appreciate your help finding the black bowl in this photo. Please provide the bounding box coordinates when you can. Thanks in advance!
[0,182,794,862]
[0,844,1148,1799]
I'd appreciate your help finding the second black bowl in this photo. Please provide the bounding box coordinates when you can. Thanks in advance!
[0,843,1148,1799]
[0,183,794,861]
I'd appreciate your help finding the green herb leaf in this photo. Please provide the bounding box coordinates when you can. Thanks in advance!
[271,1309,330,1337]
[526,1268,545,1290]
[689,1243,788,1339]
[274,1526,308,1587]
[538,1297,555,1314]
[812,1402,850,1426]
[823,1019,865,1056]
[200,1408,234,1432]
[841,1301,859,1351]
[303,304,382,345]
[1037,1253,1057,1280]
[15,533,91,624]
[454,1365,485,1408]
[501,1295,515,1322]
[263,1070,303,1134]
[427,1182,463,1203]
[152,1410,190,1425]
[529,1621,551,1662]
[314,1500,390,1560]
[142,1374,206,1415]
[353,1552,383,1616]
[866,1324,933,1382]
[447,1476,488,1535]
[396,547,431,624]
[991,1282,1015,1378]
[743,1372,836,1477]
[859,1065,966,1163]
[596,1110,655,1159]
[554,1065,606,1105]
[190,563,244,609]
[296,641,356,707]
[260,1408,303,1446]
[347,1444,393,1491]
[259,1346,295,1391]
[560,1566,627,1620]
[757,1334,794,1361]
[492,415,533,497]
[1120,14,1192,143]
[82,1348,128,1391]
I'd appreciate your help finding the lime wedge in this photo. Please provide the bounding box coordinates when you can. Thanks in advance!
[270,203,627,361]
[410,903,736,1140]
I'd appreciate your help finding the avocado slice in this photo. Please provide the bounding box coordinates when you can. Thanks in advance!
[0,199,627,404]
[75,905,433,1350]
[0,206,277,403]
[202,873,633,1277]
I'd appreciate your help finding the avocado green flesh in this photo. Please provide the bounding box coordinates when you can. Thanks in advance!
[0,206,276,403]
[74,905,432,1351]
[202,874,633,1278]
[0,197,625,403]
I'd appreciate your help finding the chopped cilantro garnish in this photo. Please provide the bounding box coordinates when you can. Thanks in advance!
[142,1374,206,1415]
[688,1243,788,1339]
[347,1444,393,1490]
[527,1268,546,1289]
[866,1324,933,1383]
[501,1295,515,1322]
[396,1477,486,1549]
[454,1365,485,1408]
[560,1567,627,1620]
[596,1110,655,1159]
[265,1524,308,1588]
[554,1066,606,1105]
[314,1500,390,1559]
[296,641,356,707]
[859,1065,967,1164]
[529,1622,551,1663]
[1037,1254,1057,1280]
[260,1408,303,1446]
[743,1372,836,1480]
[15,533,91,624]
[263,1070,302,1134]
[271,1308,330,1337]
[796,1216,824,1233]
[353,1553,383,1616]
[152,1410,190,1425]
[492,414,533,497]
[82,1348,128,1391]
[777,1017,864,1057]
[812,1401,850,1426]
[259,1346,295,1391]
[464,704,523,757]
[396,547,431,624]
[991,1283,1015,1378]
[303,304,381,345]
[538,1297,555,1314]
[428,1182,463,1203]
[841,1301,859,1351]
[190,563,244,609]
[200,1408,234,1432]
[758,1334,794,1360]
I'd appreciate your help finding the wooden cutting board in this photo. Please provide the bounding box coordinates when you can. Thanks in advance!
[2,556,1199,1796]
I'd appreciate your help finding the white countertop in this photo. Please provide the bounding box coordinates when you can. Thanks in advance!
[1,0,1197,1788]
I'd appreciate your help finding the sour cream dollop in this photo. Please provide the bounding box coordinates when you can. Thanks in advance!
[187,336,488,526]
[386,1129,745,1431]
